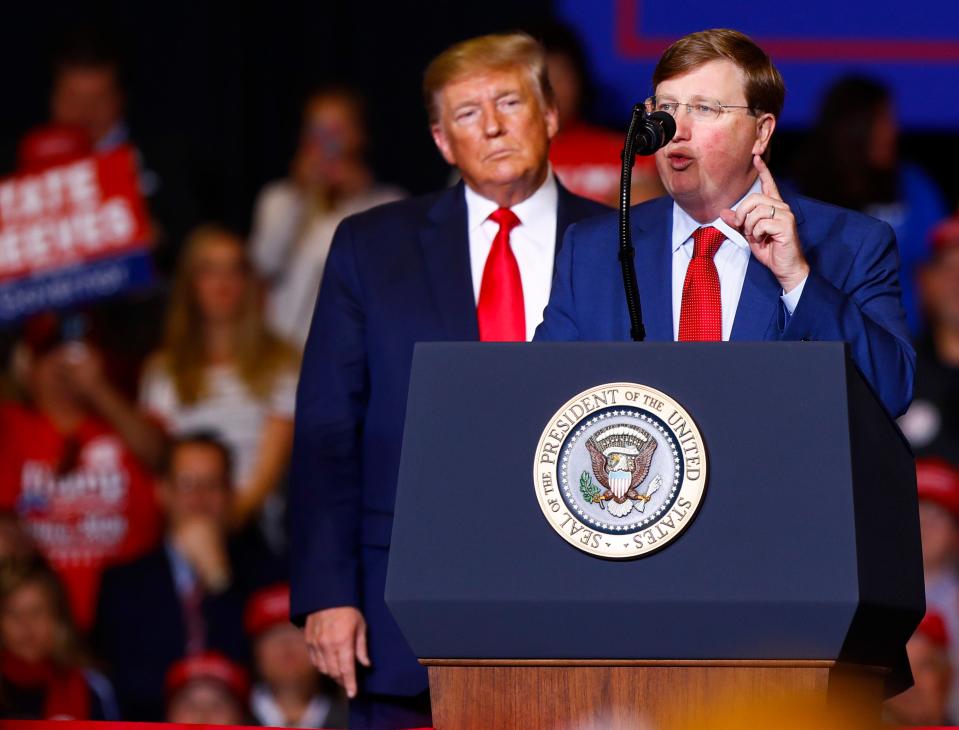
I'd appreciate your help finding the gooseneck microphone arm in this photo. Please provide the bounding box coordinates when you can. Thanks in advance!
[619,104,647,342]
[618,105,676,342]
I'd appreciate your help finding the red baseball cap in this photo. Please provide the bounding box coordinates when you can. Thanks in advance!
[165,652,249,703]
[916,612,949,648]
[917,457,959,519]
[17,124,93,173]
[244,583,291,637]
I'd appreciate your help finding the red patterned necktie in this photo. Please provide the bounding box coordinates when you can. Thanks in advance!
[678,226,725,341]
[477,208,525,341]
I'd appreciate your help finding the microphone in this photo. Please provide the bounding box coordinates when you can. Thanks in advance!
[633,111,676,156]
[618,105,674,341]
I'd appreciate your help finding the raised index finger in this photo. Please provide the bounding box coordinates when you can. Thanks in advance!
[753,154,782,201]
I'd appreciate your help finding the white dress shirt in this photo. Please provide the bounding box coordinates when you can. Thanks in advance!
[671,177,806,340]
[250,684,334,728]
[465,171,558,341]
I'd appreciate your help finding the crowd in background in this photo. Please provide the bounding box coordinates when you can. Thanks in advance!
[0,18,958,728]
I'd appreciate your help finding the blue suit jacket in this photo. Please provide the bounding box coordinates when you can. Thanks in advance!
[289,181,607,696]
[535,193,915,418]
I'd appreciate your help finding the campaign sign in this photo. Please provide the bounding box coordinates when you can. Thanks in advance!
[558,0,959,129]
[0,146,154,324]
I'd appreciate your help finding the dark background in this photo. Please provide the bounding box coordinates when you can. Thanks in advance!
[2,0,955,234]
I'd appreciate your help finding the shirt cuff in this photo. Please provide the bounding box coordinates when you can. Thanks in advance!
[780,275,808,315]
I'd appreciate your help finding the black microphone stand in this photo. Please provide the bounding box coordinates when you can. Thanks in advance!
[619,103,648,342]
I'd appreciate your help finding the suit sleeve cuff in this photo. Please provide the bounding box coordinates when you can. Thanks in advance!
[290,562,361,626]
[780,274,808,315]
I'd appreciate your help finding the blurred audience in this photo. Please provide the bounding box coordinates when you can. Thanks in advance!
[914,457,959,718]
[900,216,959,462]
[885,612,954,726]
[0,559,117,720]
[250,87,405,348]
[165,651,249,725]
[94,433,277,721]
[40,29,199,397]
[141,225,299,548]
[48,27,198,272]
[246,584,347,728]
[0,312,163,630]
[793,75,948,334]
[0,513,36,563]
[538,22,660,207]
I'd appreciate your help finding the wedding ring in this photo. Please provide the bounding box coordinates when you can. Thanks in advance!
[770,205,776,219]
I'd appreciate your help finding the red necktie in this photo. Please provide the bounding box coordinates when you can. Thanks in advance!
[182,581,206,655]
[477,208,525,341]
[678,226,725,341]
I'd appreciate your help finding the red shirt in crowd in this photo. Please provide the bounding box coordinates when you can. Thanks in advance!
[0,403,162,630]
[549,121,660,207]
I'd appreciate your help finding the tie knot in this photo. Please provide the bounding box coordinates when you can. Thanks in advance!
[692,226,725,260]
[489,207,521,233]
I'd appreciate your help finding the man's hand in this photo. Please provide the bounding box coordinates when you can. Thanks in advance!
[291,145,328,191]
[720,155,809,294]
[304,606,370,699]
[171,516,232,592]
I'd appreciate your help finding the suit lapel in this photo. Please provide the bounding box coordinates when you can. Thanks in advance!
[554,182,575,256]
[729,189,808,341]
[631,198,674,341]
[418,183,479,341]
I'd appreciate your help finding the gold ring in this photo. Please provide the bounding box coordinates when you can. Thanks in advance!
[770,205,777,219]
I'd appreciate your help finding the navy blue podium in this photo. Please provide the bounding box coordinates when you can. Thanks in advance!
[386,342,923,729]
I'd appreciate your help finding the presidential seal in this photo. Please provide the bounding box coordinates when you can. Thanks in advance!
[533,383,707,559]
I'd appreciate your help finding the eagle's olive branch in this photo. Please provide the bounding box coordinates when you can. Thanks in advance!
[579,471,603,505]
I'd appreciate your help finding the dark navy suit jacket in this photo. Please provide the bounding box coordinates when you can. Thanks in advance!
[534,193,915,418]
[92,541,270,721]
[289,181,607,696]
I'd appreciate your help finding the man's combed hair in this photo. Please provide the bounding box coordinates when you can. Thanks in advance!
[423,32,555,124]
[653,29,785,119]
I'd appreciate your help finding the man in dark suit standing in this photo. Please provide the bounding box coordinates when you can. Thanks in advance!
[289,32,607,729]
[535,28,914,418]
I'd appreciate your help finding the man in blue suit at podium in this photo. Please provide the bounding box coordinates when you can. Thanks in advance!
[288,32,606,729]
[535,29,915,419]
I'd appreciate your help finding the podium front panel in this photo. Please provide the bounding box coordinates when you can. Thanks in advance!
[386,342,921,664]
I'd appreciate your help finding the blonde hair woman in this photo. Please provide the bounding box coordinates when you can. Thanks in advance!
[141,225,299,541]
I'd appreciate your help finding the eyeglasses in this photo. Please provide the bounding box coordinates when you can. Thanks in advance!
[644,96,754,122]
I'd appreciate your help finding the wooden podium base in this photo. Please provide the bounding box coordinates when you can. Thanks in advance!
[422,659,886,730]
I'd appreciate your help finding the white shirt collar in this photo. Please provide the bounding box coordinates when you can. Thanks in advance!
[464,168,558,232]
[250,684,332,728]
[671,176,762,253]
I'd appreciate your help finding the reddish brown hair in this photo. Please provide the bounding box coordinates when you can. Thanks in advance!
[652,29,785,118]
